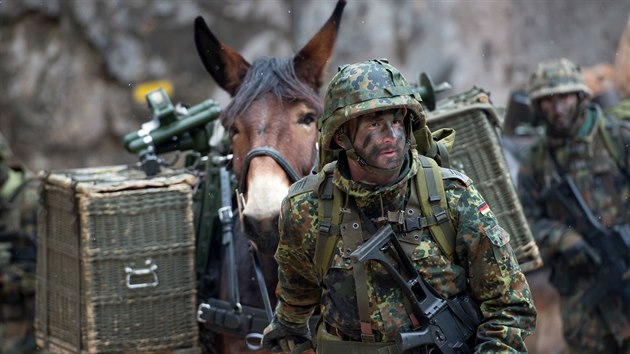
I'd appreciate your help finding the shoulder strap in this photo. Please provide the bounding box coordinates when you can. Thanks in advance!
[314,156,463,275]
[595,107,630,183]
[416,155,458,262]
[314,162,343,278]
[287,172,319,199]
[529,137,547,185]
[598,112,626,169]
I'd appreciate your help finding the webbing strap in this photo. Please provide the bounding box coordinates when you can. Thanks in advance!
[315,164,342,278]
[416,155,456,261]
[436,142,451,168]
[598,111,630,182]
[341,198,375,342]
[599,113,620,163]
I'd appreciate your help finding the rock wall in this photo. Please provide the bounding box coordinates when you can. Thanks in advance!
[1,0,629,171]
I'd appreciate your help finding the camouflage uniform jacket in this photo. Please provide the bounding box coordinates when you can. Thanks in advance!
[275,151,536,353]
[517,106,630,351]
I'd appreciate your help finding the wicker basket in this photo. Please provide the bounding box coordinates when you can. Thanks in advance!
[35,165,200,353]
[427,88,543,273]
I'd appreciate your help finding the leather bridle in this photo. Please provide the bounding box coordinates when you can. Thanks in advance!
[238,145,303,194]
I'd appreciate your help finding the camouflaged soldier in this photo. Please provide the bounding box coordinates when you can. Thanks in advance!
[0,131,40,354]
[517,58,630,353]
[262,59,536,353]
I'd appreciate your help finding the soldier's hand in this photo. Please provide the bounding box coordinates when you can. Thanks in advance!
[559,231,601,269]
[262,317,311,353]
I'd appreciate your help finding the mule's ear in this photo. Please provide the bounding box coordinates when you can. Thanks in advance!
[194,16,250,97]
[293,0,346,91]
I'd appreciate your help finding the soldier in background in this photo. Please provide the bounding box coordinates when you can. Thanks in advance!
[517,58,630,353]
[0,131,40,354]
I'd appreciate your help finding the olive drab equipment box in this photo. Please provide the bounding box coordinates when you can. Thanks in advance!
[35,166,200,354]
[426,88,543,273]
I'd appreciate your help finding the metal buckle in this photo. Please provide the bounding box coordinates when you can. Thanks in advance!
[218,206,233,223]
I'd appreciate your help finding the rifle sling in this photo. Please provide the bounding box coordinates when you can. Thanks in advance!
[340,197,376,342]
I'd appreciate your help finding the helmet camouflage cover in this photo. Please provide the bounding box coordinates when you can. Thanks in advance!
[318,58,426,158]
[528,58,592,101]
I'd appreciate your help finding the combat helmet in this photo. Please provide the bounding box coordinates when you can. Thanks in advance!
[318,58,425,169]
[528,58,592,101]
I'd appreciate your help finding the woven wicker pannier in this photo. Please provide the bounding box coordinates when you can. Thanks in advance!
[35,165,200,354]
[426,88,543,273]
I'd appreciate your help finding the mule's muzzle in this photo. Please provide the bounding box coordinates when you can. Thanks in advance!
[242,214,280,255]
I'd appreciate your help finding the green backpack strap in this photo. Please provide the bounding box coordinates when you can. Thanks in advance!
[314,155,466,275]
[598,111,626,170]
[592,104,630,183]
[415,155,458,262]
[313,162,343,278]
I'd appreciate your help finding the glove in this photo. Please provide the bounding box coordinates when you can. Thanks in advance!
[262,317,311,353]
[559,231,601,269]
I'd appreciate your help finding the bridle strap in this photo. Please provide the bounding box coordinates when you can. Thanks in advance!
[239,146,301,193]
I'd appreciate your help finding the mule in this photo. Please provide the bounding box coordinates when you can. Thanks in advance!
[194,1,346,353]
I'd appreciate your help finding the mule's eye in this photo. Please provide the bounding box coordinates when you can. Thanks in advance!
[297,113,316,125]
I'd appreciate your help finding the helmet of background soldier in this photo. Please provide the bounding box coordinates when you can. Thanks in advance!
[318,58,425,167]
[528,58,592,102]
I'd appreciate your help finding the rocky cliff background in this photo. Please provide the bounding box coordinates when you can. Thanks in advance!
[1,0,629,172]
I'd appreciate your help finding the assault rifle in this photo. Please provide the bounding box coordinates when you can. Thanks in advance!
[350,224,481,354]
[556,175,630,308]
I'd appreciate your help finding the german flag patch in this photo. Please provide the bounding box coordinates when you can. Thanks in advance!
[479,203,491,216]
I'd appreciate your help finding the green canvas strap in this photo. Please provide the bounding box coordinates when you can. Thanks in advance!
[315,163,342,278]
[315,156,459,275]
[599,119,619,162]
[597,110,626,170]
[339,198,376,342]
[415,155,456,261]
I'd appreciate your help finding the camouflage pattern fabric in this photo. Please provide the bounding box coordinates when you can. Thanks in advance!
[0,132,41,354]
[274,150,537,352]
[517,105,630,353]
[527,58,592,101]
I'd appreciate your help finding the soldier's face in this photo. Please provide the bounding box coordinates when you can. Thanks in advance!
[539,93,579,135]
[345,108,407,170]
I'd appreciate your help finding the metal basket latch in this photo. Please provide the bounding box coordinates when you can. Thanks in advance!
[125,259,159,289]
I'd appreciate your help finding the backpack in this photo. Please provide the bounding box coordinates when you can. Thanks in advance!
[288,127,466,277]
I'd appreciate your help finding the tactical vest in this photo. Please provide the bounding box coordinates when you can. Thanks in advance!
[288,154,472,280]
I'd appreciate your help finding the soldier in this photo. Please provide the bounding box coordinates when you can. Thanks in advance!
[262,59,536,353]
[0,131,40,354]
[517,58,630,353]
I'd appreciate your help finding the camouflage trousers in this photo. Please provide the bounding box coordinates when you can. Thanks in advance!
[560,293,630,354]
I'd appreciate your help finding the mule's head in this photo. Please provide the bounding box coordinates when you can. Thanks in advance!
[194,1,345,254]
